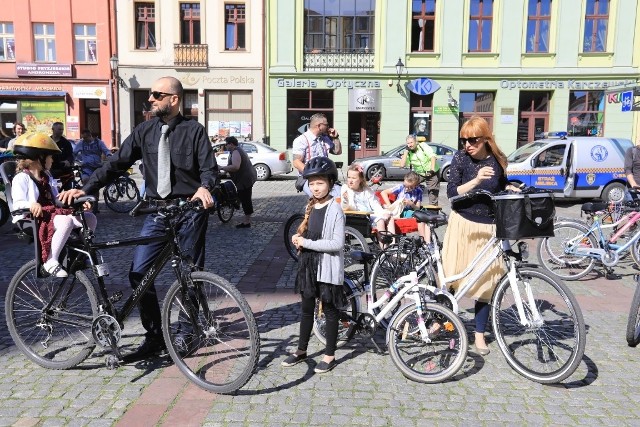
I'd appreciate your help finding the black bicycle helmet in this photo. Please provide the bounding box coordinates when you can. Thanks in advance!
[12,132,61,159]
[302,156,338,184]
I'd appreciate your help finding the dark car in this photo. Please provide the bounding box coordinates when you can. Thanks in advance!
[356,143,455,181]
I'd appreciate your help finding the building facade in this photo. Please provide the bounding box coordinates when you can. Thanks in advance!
[266,0,640,166]
[114,0,265,145]
[0,0,118,145]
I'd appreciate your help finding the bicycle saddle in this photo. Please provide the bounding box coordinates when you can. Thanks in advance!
[349,250,375,263]
[413,210,447,227]
[581,202,608,214]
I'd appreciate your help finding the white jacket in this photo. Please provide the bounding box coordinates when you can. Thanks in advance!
[11,171,59,222]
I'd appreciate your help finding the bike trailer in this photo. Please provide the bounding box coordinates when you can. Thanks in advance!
[493,191,555,240]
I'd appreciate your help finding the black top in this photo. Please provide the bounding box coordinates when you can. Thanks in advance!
[50,136,74,178]
[306,204,327,238]
[624,146,640,184]
[83,115,217,199]
[446,150,508,224]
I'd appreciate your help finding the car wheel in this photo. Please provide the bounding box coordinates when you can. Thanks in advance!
[366,165,386,181]
[254,163,271,181]
[440,166,450,182]
[602,182,627,203]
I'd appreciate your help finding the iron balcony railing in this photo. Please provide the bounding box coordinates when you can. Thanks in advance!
[174,44,208,68]
[303,49,374,71]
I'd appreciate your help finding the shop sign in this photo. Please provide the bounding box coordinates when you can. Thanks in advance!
[407,78,441,95]
[73,86,107,100]
[20,100,66,134]
[16,63,73,77]
[500,79,635,90]
[348,89,381,112]
[0,85,62,91]
[276,78,381,89]
[433,106,458,114]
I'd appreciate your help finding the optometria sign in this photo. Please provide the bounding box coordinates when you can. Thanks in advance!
[276,78,381,89]
[500,79,635,90]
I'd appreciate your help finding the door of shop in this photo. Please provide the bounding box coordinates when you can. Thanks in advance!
[518,114,548,147]
[348,112,380,164]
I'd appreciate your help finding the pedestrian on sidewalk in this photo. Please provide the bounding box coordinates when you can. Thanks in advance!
[282,156,345,374]
[219,136,257,228]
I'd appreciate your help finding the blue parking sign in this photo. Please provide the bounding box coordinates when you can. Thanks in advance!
[621,91,633,112]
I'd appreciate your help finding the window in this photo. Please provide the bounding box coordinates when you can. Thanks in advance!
[526,0,551,53]
[33,23,56,62]
[182,90,198,121]
[74,24,97,63]
[583,0,608,52]
[225,4,246,50]
[468,0,492,52]
[459,92,494,145]
[206,91,252,138]
[304,0,376,52]
[180,3,201,44]
[135,3,156,50]
[0,22,15,61]
[286,90,333,148]
[568,91,604,136]
[411,0,435,52]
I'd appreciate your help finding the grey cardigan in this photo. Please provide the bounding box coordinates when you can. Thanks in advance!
[300,199,345,286]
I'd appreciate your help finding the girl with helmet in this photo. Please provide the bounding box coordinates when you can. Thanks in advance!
[11,132,97,278]
[282,156,345,374]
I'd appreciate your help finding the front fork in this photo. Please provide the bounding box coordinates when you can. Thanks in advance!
[506,260,543,328]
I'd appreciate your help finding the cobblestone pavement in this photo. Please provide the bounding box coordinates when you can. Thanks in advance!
[1,176,640,426]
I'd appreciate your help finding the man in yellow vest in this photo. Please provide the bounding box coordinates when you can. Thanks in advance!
[400,134,439,205]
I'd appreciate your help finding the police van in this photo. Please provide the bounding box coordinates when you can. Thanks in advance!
[506,132,634,203]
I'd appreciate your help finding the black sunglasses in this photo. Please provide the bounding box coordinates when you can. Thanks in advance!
[149,91,175,100]
[460,136,485,145]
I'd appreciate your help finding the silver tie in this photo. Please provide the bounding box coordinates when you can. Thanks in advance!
[157,124,171,198]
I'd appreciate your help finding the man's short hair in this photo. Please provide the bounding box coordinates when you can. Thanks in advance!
[225,136,239,146]
[52,122,63,128]
[310,113,327,128]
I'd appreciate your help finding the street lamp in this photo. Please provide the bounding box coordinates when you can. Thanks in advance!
[109,54,127,89]
[395,58,405,93]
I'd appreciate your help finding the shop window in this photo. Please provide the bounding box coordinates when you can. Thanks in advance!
[180,3,201,44]
[135,3,156,50]
[304,0,375,52]
[411,0,435,52]
[182,90,199,121]
[33,23,55,62]
[286,89,334,149]
[525,0,551,53]
[409,92,433,142]
[133,90,153,127]
[583,0,608,52]
[74,24,97,63]
[206,90,252,140]
[0,22,15,61]
[468,0,493,52]
[225,4,246,50]
[568,90,604,137]
[459,92,494,144]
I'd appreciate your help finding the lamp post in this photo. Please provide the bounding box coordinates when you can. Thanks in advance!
[395,58,405,93]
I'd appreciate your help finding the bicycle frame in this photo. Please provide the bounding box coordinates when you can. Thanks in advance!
[566,210,640,260]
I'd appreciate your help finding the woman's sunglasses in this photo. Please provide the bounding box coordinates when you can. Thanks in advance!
[149,91,175,100]
[460,136,485,145]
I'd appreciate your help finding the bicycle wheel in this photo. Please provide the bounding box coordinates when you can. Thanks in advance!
[284,213,304,262]
[368,241,429,327]
[312,279,358,349]
[536,221,598,280]
[387,303,468,384]
[631,239,640,270]
[491,266,586,384]
[5,261,98,369]
[625,280,640,347]
[162,271,260,394]
[103,177,141,213]
[216,201,235,223]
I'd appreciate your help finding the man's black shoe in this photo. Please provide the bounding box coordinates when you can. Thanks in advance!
[123,338,167,362]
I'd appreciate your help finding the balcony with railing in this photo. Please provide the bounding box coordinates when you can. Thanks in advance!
[303,48,374,72]
[174,44,208,68]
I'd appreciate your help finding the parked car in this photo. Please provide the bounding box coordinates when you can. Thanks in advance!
[356,142,455,181]
[213,140,292,181]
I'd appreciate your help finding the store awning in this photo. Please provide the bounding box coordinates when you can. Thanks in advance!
[0,90,67,97]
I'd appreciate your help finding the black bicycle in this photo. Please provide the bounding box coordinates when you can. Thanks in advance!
[5,197,260,394]
[103,170,142,213]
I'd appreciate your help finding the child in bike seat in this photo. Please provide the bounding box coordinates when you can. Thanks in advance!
[11,132,97,278]
[283,156,345,374]
[340,163,391,246]
[380,170,431,244]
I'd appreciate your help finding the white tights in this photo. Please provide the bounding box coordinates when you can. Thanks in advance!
[49,213,97,263]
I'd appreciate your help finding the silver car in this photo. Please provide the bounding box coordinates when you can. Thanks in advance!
[355,143,455,182]
[213,140,292,181]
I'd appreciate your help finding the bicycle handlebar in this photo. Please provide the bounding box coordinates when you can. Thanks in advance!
[130,198,204,218]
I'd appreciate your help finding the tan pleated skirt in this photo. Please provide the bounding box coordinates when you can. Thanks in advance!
[442,211,505,302]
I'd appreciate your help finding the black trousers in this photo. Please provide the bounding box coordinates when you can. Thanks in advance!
[237,186,254,216]
[297,294,339,357]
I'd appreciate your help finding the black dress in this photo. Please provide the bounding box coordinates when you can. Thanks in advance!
[295,205,345,307]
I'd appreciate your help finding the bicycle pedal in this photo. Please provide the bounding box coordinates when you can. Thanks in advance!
[108,291,123,303]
